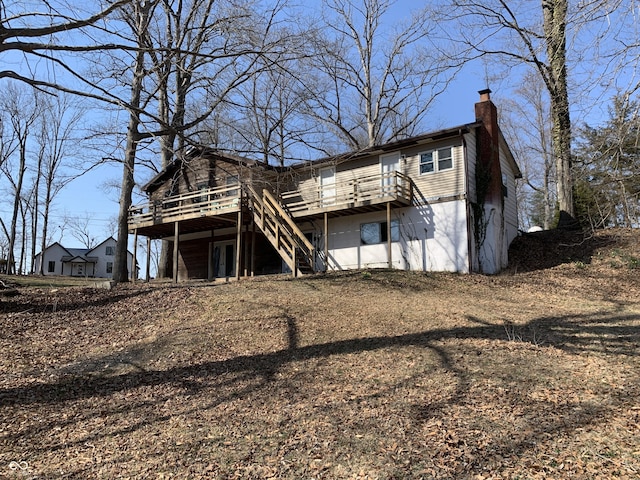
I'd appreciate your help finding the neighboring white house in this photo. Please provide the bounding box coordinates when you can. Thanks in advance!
[34,237,137,279]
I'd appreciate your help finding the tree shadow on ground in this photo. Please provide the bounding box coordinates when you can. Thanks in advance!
[2,307,637,408]
[1,305,638,478]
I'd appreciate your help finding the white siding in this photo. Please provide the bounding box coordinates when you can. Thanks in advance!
[325,200,470,273]
[90,238,118,278]
[36,244,68,276]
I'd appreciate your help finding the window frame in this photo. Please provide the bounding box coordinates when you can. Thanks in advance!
[105,246,115,256]
[106,261,113,274]
[47,261,55,273]
[360,220,400,245]
[419,146,454,175]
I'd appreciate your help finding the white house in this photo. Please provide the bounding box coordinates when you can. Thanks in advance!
[128,89,521,281]
[34,237,137,279]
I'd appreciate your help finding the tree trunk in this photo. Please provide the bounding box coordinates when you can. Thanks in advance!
[8,142,28,275]
[543,0,575,226]
[113,1,150,284]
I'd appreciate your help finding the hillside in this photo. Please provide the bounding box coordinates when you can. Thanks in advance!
[0,228,638,479]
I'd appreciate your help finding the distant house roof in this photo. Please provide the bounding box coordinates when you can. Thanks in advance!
[36,237,132,259]
[61,254,99,264]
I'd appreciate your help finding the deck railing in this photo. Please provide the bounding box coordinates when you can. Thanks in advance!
[128,171,412,229]
[247,185,315,274]
[128,184,241,229]
[280,171,412,215]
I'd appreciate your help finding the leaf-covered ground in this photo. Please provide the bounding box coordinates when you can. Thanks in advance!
[1,228,639,479]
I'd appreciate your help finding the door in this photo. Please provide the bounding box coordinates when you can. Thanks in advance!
[320,166,336,206]
[213,241,235,278]
[380,152,401,194]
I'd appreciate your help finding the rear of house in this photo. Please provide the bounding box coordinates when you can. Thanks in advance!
[128,90,521,281]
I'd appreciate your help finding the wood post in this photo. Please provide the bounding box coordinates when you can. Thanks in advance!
[324,212,329,272]
[387,202,392,269]
[145,237,151,282]
[250,219,256,277]
[235,201,242,281]
[173,221,179,283]
[208,229,215,281]
[132,229,138,283]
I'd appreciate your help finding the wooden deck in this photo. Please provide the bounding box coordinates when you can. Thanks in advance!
[128,172,413,237]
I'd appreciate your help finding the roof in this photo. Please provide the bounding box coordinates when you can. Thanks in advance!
[141,148,263,194]
[37,237,133,259]
[61,255,99,264]
[141,119,522,188]
[292,123,481,170]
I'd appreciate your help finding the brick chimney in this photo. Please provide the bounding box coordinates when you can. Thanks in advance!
[474,89,503,203]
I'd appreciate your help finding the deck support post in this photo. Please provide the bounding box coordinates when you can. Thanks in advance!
[208,229,215,281]
[235,194,242,281]
[244,220,250,277]
[145,237,151,282]
[387,202,392,269]
[324,212,329,272]
[132,229,138,283]
[173,221,179,283]
[250,219,256,277]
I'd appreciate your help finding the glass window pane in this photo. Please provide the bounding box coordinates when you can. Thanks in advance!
[420,152,434,174]
[390,220,400,242]
[361,222,381,244]
[438,148,453,170]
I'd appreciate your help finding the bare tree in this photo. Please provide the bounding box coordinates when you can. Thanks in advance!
[224,46,316,166]
[33,94,86,274]
[112,0,154,283]
[303,0,457,151]
[110,0,302,280]
[0,83,42,274]
[0,1,136,93]
[501,72,555,229]
[65,214,98,249]
[144,0,268,278]
[438,0,625,226]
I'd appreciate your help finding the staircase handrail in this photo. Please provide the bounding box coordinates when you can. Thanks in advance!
[246,184,315,272]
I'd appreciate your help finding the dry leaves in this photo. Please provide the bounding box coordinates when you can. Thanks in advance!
[1,228,639,478]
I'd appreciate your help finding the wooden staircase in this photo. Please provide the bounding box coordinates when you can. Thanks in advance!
[247,186,316,276]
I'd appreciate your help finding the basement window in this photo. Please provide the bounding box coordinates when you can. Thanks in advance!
[420,146,453,174]
[361,220,400,245]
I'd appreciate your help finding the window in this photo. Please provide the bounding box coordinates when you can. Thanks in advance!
[47,261,55,273]
[106,246,114,256]
[194,182,209,203]
[226,175,239,197]
[420,146,453,174]
[106,262,113,274]
[361,220,400,245]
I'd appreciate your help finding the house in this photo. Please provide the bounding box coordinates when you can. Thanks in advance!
[128,89,521,282]
[34,237,137,279]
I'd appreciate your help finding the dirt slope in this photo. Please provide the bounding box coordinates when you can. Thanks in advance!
[0,228,638,479]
